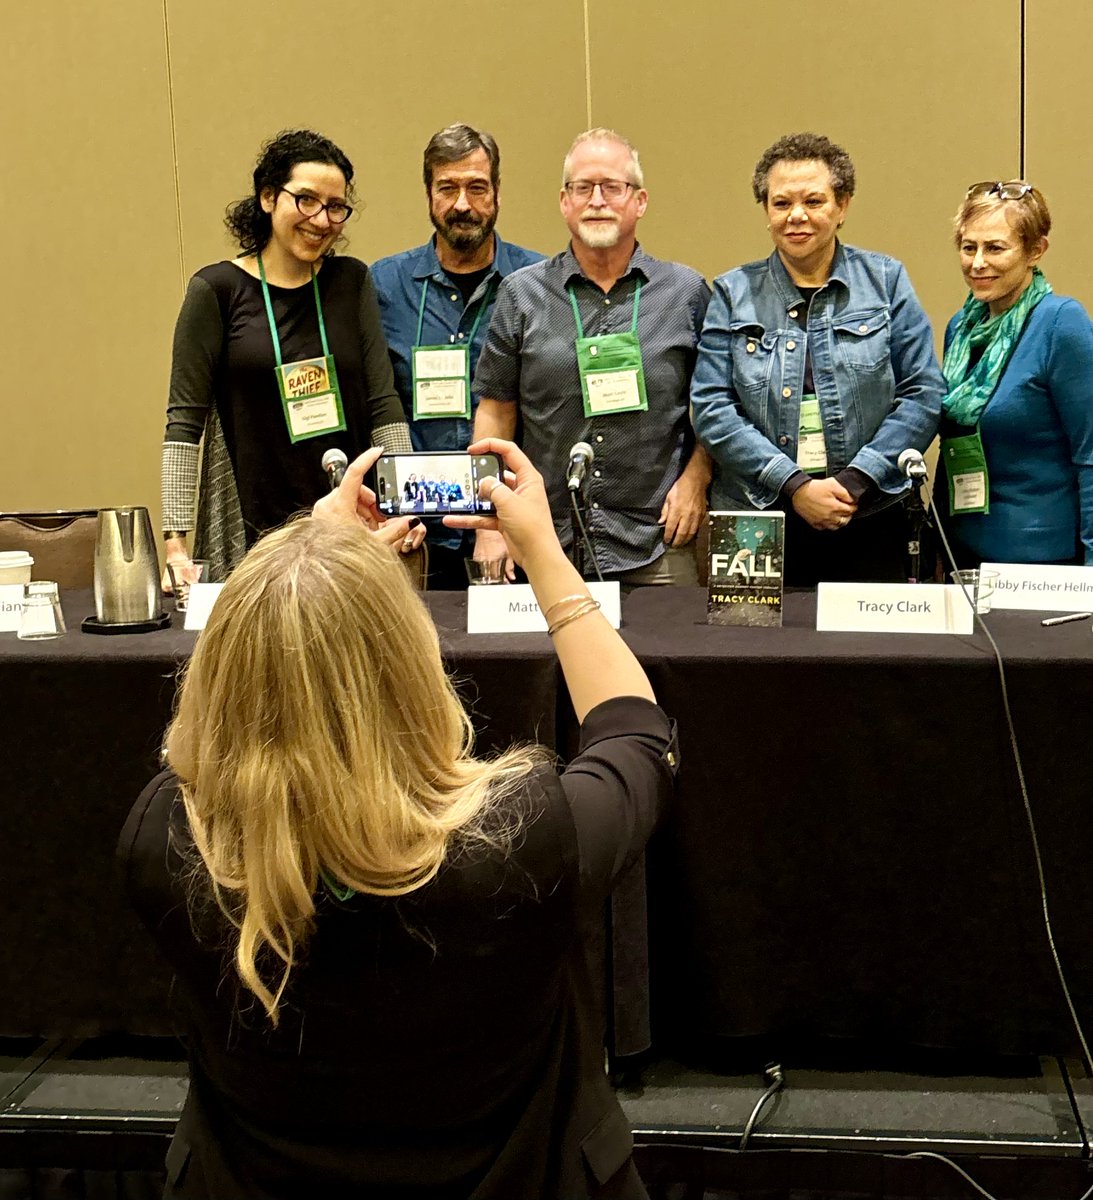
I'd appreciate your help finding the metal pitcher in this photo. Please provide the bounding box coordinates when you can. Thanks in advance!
[94,507,162,624]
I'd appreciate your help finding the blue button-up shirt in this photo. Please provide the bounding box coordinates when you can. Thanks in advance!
[371,234,544,452]
[691,243,944,512]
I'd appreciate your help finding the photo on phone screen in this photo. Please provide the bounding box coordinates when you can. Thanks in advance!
[373,453,502,518]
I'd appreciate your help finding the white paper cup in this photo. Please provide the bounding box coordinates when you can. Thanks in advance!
[0,551,34,585]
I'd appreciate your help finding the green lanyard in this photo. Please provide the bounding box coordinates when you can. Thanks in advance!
[257,255,331,367]
[415,275,497,348]
[567,278,641,338]
[567,279,648,419]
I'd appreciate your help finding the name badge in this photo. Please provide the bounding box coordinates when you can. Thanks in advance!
[277,355,346,443]
[796,395,827,474]
[575,330,649,418]
[412,344,471,419]
[816,582,973,634]
[980,563,1093,611]
[942,429,990,514]
[585,367,643,414]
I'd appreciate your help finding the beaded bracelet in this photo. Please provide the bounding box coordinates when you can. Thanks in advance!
[542,592,594,622]
[546,599,601,636]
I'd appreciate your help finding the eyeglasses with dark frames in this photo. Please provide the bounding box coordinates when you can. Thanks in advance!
[965,180,1034,201]
[563,179,637,202]
[278,189,354,224]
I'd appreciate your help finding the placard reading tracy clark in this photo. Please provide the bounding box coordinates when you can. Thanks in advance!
[816,583,973,635]
[979,563,1093,612]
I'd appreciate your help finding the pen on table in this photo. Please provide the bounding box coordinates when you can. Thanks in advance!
[1040,612,1093,627]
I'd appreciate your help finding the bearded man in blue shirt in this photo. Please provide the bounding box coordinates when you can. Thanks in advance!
[372,124,543,588]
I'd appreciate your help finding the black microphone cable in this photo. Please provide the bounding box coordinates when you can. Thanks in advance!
[569,490,604,583]
[925,469,1093,1079]
[737,1062,784,1152]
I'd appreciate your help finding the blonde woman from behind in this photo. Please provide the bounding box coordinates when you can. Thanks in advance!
[121,443,675,1200]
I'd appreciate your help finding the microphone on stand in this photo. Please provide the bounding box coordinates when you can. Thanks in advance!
[321,448,349,490]
[898,448,929,481]
[897,448,931,583]
[566,441,595,492]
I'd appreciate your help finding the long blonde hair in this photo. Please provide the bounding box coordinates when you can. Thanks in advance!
[165,518,542,1022]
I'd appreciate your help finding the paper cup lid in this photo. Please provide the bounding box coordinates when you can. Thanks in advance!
[0,551,33,567]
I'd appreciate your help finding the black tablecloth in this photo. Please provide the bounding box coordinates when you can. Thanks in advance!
[4,585,1091,1063]
[0,591,560,1038]
[621,587,1093,1060]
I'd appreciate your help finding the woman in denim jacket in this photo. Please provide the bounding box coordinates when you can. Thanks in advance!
[692,133,944,586]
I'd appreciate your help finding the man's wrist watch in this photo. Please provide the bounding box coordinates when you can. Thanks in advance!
[163,530,188,542]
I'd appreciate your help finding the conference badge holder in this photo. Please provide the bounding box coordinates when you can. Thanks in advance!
[277,356,346,444]
[258,256,347,444]
[941,429,990,514]
[410,277,495,421]
[569,282,648,418]
[796,395,828,475]
[412,346,471,420]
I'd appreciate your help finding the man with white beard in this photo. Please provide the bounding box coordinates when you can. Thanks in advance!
[471,129,712,585]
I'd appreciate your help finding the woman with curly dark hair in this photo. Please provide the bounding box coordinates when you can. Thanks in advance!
[160,130,415,583]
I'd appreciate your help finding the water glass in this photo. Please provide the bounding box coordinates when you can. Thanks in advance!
[167,559,210,612]
[950,568,1000,615]
[18,581,66,639]
[465,557,509,585]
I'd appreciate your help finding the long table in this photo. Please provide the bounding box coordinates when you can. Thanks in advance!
[2,587,1091,1064]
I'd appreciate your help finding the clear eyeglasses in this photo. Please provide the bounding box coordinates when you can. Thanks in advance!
[965,181,1034,201]
[563,179,637,202]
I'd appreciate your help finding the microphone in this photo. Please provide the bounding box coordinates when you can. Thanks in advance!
[566,441,595,492]
[898,448,928,481]
[321,448,348,490]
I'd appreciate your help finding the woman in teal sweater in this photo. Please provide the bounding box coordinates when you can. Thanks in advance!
[937,182,1092,566]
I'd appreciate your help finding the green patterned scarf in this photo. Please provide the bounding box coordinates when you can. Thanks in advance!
[942,268,1051,426]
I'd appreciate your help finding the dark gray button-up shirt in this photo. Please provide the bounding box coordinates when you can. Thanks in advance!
[473,245,710,574]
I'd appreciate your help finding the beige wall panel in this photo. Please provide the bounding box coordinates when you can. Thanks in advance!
[1025,0,1092,314]
[2,2,179,518]
[167,0,587,278]
[589,0,1020,351]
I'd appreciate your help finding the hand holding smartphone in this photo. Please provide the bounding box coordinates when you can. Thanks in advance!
[372,451,503,519]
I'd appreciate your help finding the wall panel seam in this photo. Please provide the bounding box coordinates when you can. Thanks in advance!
[583,0,593,129]
[162,0,186,293]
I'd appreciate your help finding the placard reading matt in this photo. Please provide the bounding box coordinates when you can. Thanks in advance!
[707,511,784,627]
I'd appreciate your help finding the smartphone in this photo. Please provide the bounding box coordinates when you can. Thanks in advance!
[372,451,503,518]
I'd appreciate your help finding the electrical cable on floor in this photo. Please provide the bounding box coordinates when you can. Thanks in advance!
[906,1149,1093,1200]
[738,1062,784,1152]
[929,492,1093,1079]
[569,490,604,582]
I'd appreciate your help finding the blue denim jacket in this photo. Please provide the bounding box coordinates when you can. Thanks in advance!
[691,243,944,511]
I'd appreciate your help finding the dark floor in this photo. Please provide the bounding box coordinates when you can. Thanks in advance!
[3,1037,1093,1198]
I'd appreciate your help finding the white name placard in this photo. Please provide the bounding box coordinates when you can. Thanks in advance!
[467,581,621,635]
[0,583,25,632]
[816,583,973,635]
[980,563,1093,612]
[182,582,225,631]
